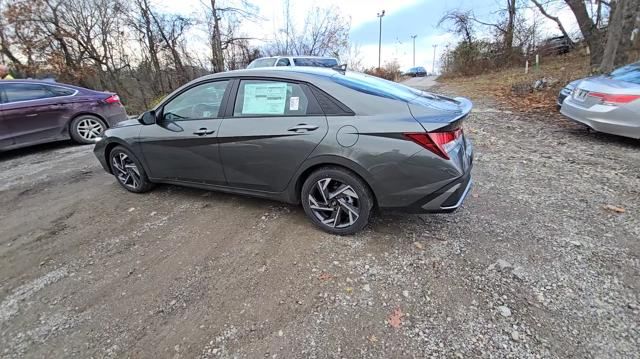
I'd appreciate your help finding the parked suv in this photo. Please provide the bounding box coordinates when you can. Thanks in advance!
[0,80,127,151]
[404,67,427,77]
[247,56,339,69]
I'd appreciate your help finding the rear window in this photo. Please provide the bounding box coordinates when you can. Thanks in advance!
[331,72,421,101]
[608,63,640,85]
[247,58,277,68]
[293,58,338,68]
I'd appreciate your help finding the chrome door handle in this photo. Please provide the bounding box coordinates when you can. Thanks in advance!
[193,128,215,136]
[287,124,319,132]
[26,113,38,117]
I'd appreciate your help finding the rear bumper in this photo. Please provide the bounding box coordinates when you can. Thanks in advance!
[386,137,474,214]
[560,99,640,139]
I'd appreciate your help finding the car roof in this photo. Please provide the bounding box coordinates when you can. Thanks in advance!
[193,67,340,82]
[254,55,338,60]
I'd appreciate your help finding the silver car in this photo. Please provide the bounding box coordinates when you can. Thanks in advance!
[94,67,473,235]
[560,62,640,139]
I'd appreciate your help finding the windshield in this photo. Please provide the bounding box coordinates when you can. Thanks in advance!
[247,58,277,68]
[293,58,338,68]
[608,62,640,85]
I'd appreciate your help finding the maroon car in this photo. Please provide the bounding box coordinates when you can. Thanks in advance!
[0,80,128,151]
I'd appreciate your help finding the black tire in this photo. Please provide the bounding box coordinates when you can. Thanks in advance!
[69,115,107,144]
[108,146,155,193]
[301,166,374,235]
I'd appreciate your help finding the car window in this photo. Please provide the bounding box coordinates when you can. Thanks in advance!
[276,58,291,66]
[608,63,640,85]
[4,83,57,103]
[44,85,76,97]
[292,58,338,68]
[163,81,229,121]
[332,72,421,101]
[233,80,309,117]
[247,58,277,68]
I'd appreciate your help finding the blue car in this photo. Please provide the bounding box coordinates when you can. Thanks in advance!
[405,67,427,77]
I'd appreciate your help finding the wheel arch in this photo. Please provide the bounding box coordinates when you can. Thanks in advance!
[288,156,378,207]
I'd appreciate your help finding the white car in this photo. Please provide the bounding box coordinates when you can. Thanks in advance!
[247,56,339,69]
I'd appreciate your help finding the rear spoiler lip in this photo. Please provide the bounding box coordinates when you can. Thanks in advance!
[407,95,473,132]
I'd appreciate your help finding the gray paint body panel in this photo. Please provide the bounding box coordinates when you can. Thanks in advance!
[94,67,474,212]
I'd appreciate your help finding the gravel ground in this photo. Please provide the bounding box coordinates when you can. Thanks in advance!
[0,81,638,358]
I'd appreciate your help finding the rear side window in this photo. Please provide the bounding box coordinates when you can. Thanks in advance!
[247,58,277,68]
[293,58,338,68]
[276,58,291,66]
[45,85,75,97]
[4,83,60,102]
[233,80,309,117]
[331,72,420,101]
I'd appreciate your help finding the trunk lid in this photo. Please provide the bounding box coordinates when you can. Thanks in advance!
[407,92,473,132]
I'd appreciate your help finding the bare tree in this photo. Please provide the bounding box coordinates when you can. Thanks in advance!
[266,5,350,57]
[438,10,475,43]
[530,0,575,47]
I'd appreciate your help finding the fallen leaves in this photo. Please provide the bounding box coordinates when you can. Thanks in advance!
[604,204,626,214]
[318,272,333,281]
[387,307,404,329]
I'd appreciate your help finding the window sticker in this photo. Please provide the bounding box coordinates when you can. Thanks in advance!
[289,96,299,111]
[242,82,287,115]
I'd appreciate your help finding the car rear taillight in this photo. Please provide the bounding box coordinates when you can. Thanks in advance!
[404,129,463,160]
[104,94,121,104]
[587,92,640,105]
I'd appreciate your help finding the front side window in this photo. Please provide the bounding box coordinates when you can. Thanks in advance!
[162,81,229,121]
[4,83,59,103]
[233,80,309,117]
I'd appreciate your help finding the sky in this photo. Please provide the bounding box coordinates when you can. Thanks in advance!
[159,0,580,72]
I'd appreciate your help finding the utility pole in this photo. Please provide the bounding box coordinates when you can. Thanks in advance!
[432,44,437,75]
[410,35,417,67]
[377,10,386,69]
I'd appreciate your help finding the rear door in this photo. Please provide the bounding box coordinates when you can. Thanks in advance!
[218,78,328,192]
[0,82,76,146]
[138,80,230,185]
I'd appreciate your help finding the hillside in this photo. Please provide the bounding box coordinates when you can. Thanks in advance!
[438,51,592,113]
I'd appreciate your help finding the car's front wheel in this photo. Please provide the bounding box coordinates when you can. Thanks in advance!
[109,146,155,193]
[301,167,373,235]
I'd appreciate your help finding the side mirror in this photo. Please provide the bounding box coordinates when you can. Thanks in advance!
[139,110,156,125]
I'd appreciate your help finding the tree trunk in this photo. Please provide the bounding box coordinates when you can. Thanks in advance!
[599,0,628,73]
[565,0,604,67]
[209,0,224,73]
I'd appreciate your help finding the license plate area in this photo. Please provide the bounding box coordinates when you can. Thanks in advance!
[573,88,589,102]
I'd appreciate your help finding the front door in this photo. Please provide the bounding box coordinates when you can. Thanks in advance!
[218,79,328,192]
[139,80,230,185]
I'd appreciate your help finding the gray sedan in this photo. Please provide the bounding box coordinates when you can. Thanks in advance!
[560,62,640,139]
[93,67,473,234]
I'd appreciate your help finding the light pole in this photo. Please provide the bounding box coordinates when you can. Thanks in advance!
[411,35,417,67]
[432,44,437,75]
[377,10,385,69]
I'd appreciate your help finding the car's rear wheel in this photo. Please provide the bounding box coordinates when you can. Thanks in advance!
[301,167,373,235]
[70,115,107,144]
[109,146,155,193]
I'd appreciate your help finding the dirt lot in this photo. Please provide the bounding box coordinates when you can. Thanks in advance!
[1,81,639,358]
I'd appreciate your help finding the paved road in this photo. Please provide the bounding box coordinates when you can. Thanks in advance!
[401,76,439,90]
[1,82,638,358]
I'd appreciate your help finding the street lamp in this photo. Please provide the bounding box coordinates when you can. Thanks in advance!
[432,44,438,75]
[377,10,385,69]
[411,35,417,67]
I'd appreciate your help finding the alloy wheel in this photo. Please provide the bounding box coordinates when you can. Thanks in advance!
[77,118,104,141]
[111,152,141,190]
[308,178,360,228]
